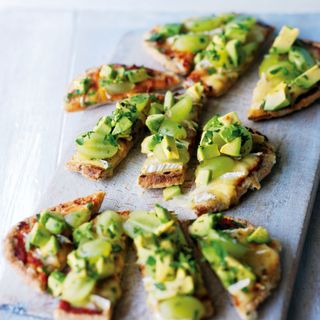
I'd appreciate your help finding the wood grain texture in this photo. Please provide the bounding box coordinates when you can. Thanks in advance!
[0,8,320,320]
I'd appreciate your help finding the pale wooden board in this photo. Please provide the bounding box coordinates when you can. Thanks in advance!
[0,11,320,320]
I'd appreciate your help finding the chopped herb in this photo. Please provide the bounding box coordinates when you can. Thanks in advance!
[155,282,166,290]
[146,256,156,266]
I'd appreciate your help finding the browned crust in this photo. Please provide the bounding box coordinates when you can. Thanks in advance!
[3,192,106,292]
[248,84,320,121]
[138,166,187,189]
[186,23,274,97]
[193,131,276,215]
[64,64,180,112]
[248,39,320,121]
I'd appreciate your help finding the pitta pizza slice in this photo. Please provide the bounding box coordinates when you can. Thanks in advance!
[65,64,180,112]
[123,204,214,320]
[248,26,320,120]
[185,16,274,97]
[191,112,276,215]
[138,83,205,188]
[189,213,281,320]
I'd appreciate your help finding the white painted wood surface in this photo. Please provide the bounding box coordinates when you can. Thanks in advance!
[0,3,319,320]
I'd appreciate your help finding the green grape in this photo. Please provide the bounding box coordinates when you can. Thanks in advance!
[158,119,187,139]
[172,34,210,53]
[167,96,193,123]
[101,82,134,94]
[77,239,112,259]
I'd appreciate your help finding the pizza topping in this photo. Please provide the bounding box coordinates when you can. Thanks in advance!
[252,25,320,111]
[75,94,151,161]
[140,84,203,178]
[124,205,210,320]
[190,213,280,318]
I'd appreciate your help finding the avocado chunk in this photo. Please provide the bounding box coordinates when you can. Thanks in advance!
[220,137,242,157]
[95,210,123,238]
[95,257,116,278]
[189,213,215,237]
[164,91,174,110]
[62,271,96,306]
[197,144,220,161]
[67,251,86,271]
[28,222,51,248]
[126,68,149,83]
[64,206,92,228]
[247,226,270,244]
[271,26,299,54]
[146,114,165,133]
[40,235,60,256]
[72,221,95,246]
[129,94,150,113]
[292,64,320,89]
[39,211,66,234]
[163,186,181,201]
[264,82,291,111]
[141,134,162,153]
[226,39,240,67]
[172,34,210,53]
[77,239,112,261]
[159,296,205,320]
[158,119,187,140]
[112,116,133,135]
[48,271,66,297]
[195,168,211,186]
[149,102,164,115]
[289,46,315,72]
[161,135,179,160]
[218,111,240,126]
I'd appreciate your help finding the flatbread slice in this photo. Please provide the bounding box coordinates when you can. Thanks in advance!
[185,19,274,97]
[248,26,320,121]
[189,213,281,320]
[67,93,156,180]
[191,112,275,215]
[65,64,180,112]
[138,83,205,188]
[4,191,105,291]
[123,204,214,320]
[144,13,238,75]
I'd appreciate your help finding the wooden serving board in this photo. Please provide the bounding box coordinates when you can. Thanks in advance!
[1,14,320,320]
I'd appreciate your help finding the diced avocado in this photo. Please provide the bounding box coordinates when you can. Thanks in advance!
[126,68,149,83]
[247,226,270,244]
[112,116,133,135]
[154,204,171,222]
[141,134,162,153]
[95,210,123,238]
[271,26,299,54]
[226,39,240,66]
[184,14,235,32]
[129,94,150,113]
[159,296,205,320]
[155,254,174,282]
[197,144,220,161]
[158,119,187,140]
[62,271,96,306]
[146,114,165,133]
[159,23,183,38]
[64,206,91,228]
[77,239,112,261]
[218,112,240,126]
[189,213,215,237]
[161,135,179,160]
[264,82,291,111]
[195,168,211,186]
[48,271,66,297]
[149,102,164,115]
[220,137,242,157]
[172,34,210,53]
[95,257,116,278]
[67,251,86,271]
[28,222,51,248]
[163,186,181,201]
[39,211,66,234]
[289,46,315,72]
[72,222,95,246]
[164,91,174,110]
[40,235,60,256]
[292,64,320,89]
[167,96,193,123]
[225,17,255,43]
[99,64,116,79]
[94,116,112,135]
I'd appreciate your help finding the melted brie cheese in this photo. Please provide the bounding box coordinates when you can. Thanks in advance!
[141,156,183,174]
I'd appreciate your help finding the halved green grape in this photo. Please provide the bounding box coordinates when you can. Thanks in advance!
[288,46,315,72]
[129,94,150,113]
[101,81,134,94]
[77,239,112,259]
[172,34,210,53]
[158,119,187,139]
[196,156,236,180]
[95,210,123,238]
[259,54,280,75]
[141,134,162,153]
[184,14,235,32]
[167,96,193,122]
[94,116,112,135]
[159,296,205,320]
[126,68,149,83]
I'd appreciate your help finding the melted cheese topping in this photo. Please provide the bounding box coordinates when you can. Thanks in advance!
[141,156,183,174]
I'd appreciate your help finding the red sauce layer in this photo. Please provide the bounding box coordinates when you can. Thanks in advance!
[59,300,103,315]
